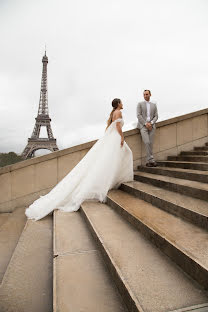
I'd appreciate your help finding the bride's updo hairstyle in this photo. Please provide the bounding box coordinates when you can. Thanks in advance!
[106,98,121,129]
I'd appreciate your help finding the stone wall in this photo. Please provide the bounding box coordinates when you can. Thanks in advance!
[0,108,208,213]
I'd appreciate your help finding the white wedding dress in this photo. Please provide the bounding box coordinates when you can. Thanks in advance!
[25,118,133,220]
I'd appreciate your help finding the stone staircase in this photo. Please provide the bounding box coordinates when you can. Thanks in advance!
[53,210,127,312]
[155,143,208,171]
[0,212,53,312]
[0,208,26,283]
[1,142,208,311]
[53,141,208,312]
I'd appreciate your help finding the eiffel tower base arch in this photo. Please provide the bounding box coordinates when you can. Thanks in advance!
[22,138,59,159]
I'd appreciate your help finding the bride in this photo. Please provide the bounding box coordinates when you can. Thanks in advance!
[25,98,134,221]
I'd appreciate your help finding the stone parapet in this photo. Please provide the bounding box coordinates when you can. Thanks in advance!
[0,108,207,212]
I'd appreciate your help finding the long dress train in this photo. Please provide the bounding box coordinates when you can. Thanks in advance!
[25,118,133,220]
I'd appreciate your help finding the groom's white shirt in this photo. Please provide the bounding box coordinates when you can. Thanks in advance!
[145,100,151,123]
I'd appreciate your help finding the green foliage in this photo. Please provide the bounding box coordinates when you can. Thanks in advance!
[0,152,24,167]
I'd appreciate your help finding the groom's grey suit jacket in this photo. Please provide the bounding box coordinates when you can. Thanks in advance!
[137,101,158,130]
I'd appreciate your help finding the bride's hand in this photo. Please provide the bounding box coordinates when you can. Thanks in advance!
[121,138,124,147]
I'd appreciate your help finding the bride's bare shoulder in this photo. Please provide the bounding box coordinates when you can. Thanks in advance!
[112,110,122,121]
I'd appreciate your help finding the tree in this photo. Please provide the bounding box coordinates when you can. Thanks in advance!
[0,152,24,167]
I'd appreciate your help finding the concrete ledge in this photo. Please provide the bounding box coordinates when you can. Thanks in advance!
[0,187,53,213]
[125,108,208,136]
[1,108,208,175]
[0,141,95,175]
[0,108,207,212]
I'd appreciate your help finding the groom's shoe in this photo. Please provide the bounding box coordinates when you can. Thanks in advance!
[151,161,158,167]
[146,162,154,167]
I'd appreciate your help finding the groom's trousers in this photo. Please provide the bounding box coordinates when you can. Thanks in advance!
[140,126,155,162]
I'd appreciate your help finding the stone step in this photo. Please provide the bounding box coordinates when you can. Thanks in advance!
[0,207,26,283]
[168,155,208,163]
[106,190,208,290]
[0,212,10,228]
[169,303,208,312]
[137,166,208,183]
[0,215,53,312]
[81,201,208,312]
[120,180,208,230]
[181,151,208,156]
[194,146,208,151]
[53,210,127,312]
[134,171,208,201]
[157,160,208,171]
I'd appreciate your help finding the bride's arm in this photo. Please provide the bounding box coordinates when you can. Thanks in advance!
[114,111,124,147]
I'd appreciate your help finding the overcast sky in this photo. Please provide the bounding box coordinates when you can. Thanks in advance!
[0,0,207,155]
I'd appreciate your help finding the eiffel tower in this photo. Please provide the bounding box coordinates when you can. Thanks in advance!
[22,51,59,159]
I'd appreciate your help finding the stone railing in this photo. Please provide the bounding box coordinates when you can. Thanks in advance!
[0,108,207,213]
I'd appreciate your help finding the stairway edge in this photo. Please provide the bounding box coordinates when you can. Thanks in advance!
[106,195,208,290]
[80,204,145,312]
[0,218,28,287]
[120,183,208,230]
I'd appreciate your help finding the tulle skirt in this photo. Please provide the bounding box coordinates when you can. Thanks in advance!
[25,119,133,220]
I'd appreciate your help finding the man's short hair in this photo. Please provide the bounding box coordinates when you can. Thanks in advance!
[144,90,151,95]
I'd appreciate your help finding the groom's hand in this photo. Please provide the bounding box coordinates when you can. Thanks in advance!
[145,122,152,131]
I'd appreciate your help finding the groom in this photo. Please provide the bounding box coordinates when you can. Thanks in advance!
[137,90,158,167]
